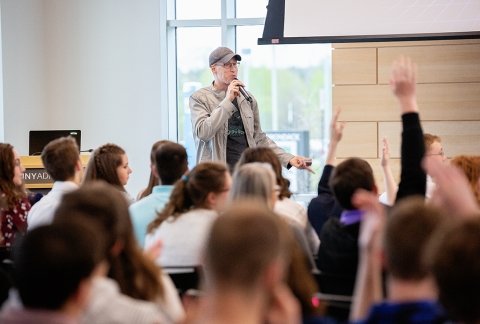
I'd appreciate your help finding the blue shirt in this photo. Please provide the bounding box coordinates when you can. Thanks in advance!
[357,300,447,324]
[129,185,173,247]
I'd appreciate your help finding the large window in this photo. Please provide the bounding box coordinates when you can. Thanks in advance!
[163,0,332,198]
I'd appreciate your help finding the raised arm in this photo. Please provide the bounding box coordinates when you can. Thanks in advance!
[380,137,398,205]
[326,109,345,166]
[349,190,385,322]
[307,109,345,234]
[391,57,426,202]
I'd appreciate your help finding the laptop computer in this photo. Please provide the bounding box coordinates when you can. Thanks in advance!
[29,130,81,156]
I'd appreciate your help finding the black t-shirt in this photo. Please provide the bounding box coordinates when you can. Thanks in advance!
[226,98,248,170]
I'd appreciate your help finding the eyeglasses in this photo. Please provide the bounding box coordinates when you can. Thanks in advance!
[218,62,240,69]
[427,150,445,157]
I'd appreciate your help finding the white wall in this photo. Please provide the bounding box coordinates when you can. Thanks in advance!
[1,0,46,144]
[1,0,168,195]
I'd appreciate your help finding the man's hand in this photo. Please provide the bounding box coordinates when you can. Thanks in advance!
[390,56,418,113]
[226,79,244,102]
[289,156,314,173]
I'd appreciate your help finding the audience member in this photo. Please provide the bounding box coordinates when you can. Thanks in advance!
[27,137,83,230]
[54,182,183,323]
[423,133,446,199]
[130,141,188,246]
[351,195,447,323]
[230,162,278,209]
[307,110,344,236]
[236,147,319,252]
[0,221,103,324]
[316,157,377,295]
[145,162,231,267]
[423,157,480,218]
[0,144,30,248]
[136,140,168,201]
[428,217,480,323]
[83,143,134,203]
[449,155,480,206]
[230,162,317,273]
[190,201,302,324]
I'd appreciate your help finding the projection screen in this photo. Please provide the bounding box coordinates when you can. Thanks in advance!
[259,0,480,45]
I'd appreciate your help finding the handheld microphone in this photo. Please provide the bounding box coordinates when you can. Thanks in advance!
[234,78,253,102]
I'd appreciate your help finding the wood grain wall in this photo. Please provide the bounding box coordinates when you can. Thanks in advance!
[332,39,480,191]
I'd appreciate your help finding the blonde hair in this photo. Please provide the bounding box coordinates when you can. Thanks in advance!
[229,162,276,208]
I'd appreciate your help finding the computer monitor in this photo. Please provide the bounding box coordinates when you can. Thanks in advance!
[29,130,81,156]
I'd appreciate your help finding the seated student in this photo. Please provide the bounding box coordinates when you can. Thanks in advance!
[316,157,377,295]
[145,162,231,267]
[449,155,480,206]
[0,143,30,248]
[423,133,447,199]
[83,143,134,203]
[428,217,480,324]
[380,133,447,204]
[190,201,302,324]
[350,196,448,323]
[53,182,183,323]
[136,140,168,201]
[229,162,278,209]
[229,162,317,276]
[130,141,188,247]
[0,221,104,323]
[236,147,319,252]
[27,136,83,230]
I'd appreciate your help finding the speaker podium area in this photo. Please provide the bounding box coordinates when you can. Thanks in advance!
[20,155,90,191]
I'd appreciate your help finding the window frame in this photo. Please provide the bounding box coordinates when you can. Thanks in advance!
[160,0,265,141]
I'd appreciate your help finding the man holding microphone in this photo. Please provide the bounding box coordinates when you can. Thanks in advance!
[189,46,310,171]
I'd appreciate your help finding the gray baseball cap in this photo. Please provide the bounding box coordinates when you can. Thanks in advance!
[209,47,242,66]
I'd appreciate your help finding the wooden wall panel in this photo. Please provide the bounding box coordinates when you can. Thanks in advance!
[334,83,480,122]
[379,121,480,158]
[334,85,398,121]
[336,122,377,158]
[378,44,480,84]
[332,48,377,85]
[333,40,480,173]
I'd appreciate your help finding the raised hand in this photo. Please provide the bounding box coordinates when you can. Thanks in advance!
[380,137,390,168]
[423,157,480,218]
[390,56,418,113]
[330,108,346,144]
